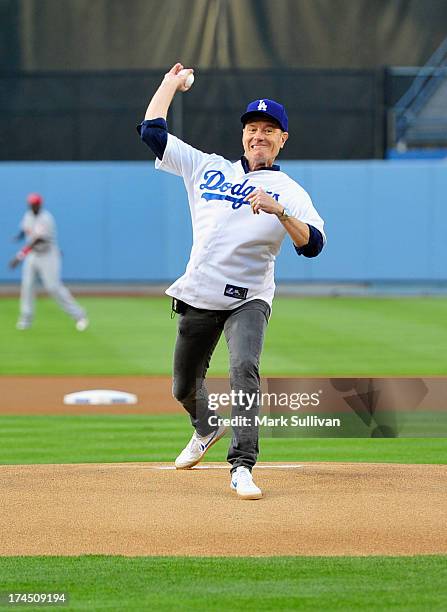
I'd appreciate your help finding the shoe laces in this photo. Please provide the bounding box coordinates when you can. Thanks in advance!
[236,467,253,485]
[185,435,201,453]
[187,430,212,452]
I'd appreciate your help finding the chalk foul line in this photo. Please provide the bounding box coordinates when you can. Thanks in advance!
[151,464,304,470]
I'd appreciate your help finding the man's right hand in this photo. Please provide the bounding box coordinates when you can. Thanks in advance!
[9,257,20,269]
[144,63,193,121]
[163,63,194,93]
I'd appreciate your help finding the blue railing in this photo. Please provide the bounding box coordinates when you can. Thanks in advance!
[393,36,447,143]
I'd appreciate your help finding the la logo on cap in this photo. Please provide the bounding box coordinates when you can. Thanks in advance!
[257,99,267,111]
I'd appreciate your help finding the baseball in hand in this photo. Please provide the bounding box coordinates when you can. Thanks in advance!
[179,69,194,90]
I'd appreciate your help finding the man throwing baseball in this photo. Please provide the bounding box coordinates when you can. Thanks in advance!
[138,63,325,499]
[9,193,88,331]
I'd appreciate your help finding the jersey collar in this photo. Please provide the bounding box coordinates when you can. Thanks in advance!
[240,156,280,174]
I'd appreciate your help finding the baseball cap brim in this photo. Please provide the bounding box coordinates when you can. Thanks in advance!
[241,111,286,131]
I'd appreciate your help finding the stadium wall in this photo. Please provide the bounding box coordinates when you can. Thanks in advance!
[1,161,446,283]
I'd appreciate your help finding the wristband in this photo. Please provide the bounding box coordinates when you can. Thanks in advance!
[16,246,32,261]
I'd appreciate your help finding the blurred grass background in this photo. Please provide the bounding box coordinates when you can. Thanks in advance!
[1,295,447,375]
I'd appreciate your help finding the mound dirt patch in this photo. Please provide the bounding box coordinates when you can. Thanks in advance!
[1,462,446,556]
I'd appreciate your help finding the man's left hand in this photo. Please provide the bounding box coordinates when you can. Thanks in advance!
[246,188,282,216]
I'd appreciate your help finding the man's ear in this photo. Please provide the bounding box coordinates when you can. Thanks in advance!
[281,132,289,148]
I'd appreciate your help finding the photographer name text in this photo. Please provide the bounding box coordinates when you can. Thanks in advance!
[208,415,341,428]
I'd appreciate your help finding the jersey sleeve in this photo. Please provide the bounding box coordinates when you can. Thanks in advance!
[137,118,168,160]
[155,133,211,180]
[288,186,326,244]
[295,225,324,257]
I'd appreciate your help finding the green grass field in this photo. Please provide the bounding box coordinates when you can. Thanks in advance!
[1,295,447,375]
[1,415,446,465]
[1,295,446,610]
[1,556,446,611]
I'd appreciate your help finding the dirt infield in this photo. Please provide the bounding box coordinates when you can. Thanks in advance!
[0,376,179,415]
[1,377,446,557]
[1,461,446,556]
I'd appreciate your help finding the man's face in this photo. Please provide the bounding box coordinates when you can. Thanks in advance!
[242,119,288,171]
[30,204,41,215]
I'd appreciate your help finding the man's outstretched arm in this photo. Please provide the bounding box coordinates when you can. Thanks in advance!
[138,63,193,159]
[144,62,193,120]
[9,237,47,269]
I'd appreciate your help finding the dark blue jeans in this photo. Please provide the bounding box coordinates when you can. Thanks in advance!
[172,298,270,471]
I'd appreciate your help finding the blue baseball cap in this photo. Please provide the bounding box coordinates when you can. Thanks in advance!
[241,99,288,132]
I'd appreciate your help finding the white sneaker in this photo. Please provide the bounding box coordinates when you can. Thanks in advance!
[16,320,31,330]
[175,425,227,469]
[76,317,89,331]
[230,466,262,500]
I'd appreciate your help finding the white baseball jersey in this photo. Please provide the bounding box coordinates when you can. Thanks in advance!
[21,210,57,254]
[156,134,325,310]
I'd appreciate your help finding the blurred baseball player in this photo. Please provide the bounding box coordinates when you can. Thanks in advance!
[138,63,325,499]
[9,193,89,331]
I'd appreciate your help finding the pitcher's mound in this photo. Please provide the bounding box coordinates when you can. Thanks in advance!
[1,462,446,556]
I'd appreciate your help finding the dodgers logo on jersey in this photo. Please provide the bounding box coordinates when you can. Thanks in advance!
[199,170,279,210]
